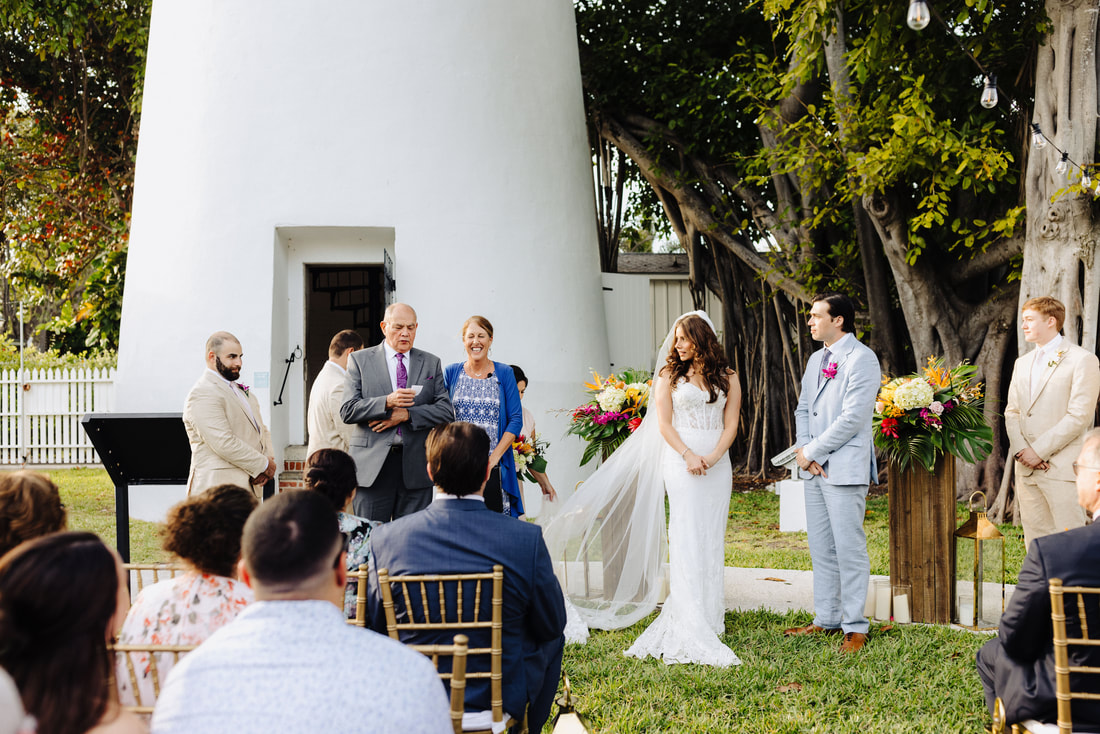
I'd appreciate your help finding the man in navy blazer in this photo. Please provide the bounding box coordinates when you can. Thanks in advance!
[366,422,566,732]
[786,293,881,654]
[976,428,1100,727]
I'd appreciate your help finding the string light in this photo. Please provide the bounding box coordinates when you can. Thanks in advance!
[1056,152,1070,176]
[980,75,998,109]
[1030,123,1047,150]
[909,2,1094,192]
[907,0,931,30]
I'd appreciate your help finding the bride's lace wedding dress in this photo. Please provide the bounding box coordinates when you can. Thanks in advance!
[624,381,740,667]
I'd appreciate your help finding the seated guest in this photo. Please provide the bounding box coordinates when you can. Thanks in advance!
[304,449,380,617]
[977,428,1100,728]
[0,532,145,734]
[0,470,67,558]
[151,490,452,734]
[116,485,258,708]
[367,422,566,732]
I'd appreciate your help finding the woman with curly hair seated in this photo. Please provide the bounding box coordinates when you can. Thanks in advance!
[0,531,144,734]
[0,470,67,558]
[305,448,380,617]
[115,484,258,709]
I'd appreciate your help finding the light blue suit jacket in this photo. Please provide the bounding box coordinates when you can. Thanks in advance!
[794,333,881,486]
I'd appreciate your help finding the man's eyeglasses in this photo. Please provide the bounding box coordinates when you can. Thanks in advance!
[1072,462,1100,476]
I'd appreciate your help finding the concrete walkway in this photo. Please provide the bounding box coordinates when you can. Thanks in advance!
[725,566,1014,627]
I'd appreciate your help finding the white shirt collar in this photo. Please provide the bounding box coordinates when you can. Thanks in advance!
[382,342,410,362]
[326,360,347,375]
[433,490,486,503]
[824,332,854,352]
[1036,333,1064,358]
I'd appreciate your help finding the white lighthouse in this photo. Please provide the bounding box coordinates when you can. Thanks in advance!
[114,0,609,509]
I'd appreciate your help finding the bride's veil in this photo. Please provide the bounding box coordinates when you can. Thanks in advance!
[541,310,716,630]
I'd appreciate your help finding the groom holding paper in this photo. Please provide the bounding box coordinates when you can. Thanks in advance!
[786,293,881,654]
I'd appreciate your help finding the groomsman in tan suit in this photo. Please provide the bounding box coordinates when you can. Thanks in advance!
[306,329,364,457]
[1005,296,1100,548]
[183,332,275,496]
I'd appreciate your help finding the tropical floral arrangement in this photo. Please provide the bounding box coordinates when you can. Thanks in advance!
[873,356,993,472]
[567,368,651,465]
[512,433,549,483]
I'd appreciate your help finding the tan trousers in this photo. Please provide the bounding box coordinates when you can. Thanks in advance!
[1015,467,1086,549]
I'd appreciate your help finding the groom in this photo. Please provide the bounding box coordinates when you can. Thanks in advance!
[787,293,881,653]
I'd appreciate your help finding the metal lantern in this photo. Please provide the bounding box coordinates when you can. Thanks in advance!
[953,491,1005,629]
[551,674,592,734]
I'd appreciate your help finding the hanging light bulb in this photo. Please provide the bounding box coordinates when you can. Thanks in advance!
[980,75,998,109]
[907,0,931,30]
[1030,123,1047,150]
[1055,152,1070,176]
[1093,178,1100,196]
[1083,171,1092,189]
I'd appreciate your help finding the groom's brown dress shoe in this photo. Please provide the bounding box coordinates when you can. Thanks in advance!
[839,632,868,653]
[783,624,842,637]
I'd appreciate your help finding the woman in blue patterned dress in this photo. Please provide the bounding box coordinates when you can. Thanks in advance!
[443,315,525,517]
[304,449,380,617]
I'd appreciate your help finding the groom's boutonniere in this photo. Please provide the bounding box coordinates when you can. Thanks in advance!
[1047,349,1068,368]
[237,382,250,395]
[821,361,838,381]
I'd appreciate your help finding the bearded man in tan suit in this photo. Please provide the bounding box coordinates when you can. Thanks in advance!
[183,332,275,496]
[306,329,364,457]
[1005,296,1100,548]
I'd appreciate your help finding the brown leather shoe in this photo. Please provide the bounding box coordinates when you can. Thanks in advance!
[839,632,868,653]
[783,624,842,637]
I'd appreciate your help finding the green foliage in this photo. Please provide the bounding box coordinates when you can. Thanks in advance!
[0,0,151,351]
[0,335,116,370]
[874,358,993,473]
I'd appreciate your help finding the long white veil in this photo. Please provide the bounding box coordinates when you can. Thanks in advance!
[541,310,716,630]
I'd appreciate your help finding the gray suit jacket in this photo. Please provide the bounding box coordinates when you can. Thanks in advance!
[794,333,881,486]
[339,344,454,488]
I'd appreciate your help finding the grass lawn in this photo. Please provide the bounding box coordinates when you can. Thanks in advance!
[47,467,1018,732]
[44,466,166,563]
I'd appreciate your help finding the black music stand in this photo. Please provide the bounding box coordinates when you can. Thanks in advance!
[81,413,190,562]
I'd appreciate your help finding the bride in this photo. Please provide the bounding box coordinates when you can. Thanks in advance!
[544,311,741,666]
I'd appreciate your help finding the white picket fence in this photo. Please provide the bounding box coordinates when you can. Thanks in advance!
[0,367,115,464]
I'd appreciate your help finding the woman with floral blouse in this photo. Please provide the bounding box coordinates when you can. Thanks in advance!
[304,448,380,617]
[115,484,258,710]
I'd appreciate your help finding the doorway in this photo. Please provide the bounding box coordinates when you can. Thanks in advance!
[304,265,385,397]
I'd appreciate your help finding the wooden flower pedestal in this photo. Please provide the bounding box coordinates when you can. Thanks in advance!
[887,457,956,624]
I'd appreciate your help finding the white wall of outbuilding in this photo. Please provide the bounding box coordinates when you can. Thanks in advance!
[115,0,610,511]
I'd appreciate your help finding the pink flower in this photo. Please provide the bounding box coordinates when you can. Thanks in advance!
[929,401,944,415]
[821,362,838,381]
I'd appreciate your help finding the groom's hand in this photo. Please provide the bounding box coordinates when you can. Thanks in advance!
[796,448,828,478]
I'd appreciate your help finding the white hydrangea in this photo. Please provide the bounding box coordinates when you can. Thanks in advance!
[597,385,627,412]
[893,378,935,410]
[514,451,530,473]
[627,382,650,394]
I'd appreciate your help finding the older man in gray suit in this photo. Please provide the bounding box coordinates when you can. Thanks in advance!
[786,293,881,654]
[340,303,454,521]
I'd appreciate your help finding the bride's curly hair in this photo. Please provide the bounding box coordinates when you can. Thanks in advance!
[663,314,730,403]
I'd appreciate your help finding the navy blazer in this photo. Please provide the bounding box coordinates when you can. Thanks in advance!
[996,522,1100,724]
[367,500,566,719]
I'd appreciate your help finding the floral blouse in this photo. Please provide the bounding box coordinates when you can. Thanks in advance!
[340,511,380,618]
[115,571,253,709]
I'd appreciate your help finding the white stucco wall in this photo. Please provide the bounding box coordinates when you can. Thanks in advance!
[115,0,609,506]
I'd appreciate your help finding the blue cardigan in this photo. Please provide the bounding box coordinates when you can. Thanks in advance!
[443,361,525,516]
